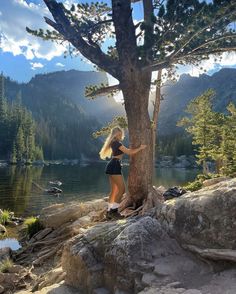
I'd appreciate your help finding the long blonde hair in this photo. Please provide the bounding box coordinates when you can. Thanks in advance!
[99,126,125,160]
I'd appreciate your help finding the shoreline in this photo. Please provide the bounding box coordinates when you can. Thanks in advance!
[1,177,236,293]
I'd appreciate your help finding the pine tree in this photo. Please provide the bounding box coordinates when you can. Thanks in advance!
[220,103,236,175]
[177,89,217,174]
[10,142,17,164]
[0,73,7,120]
[16,126,25,162]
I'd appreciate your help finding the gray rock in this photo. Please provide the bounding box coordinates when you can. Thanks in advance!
[0,285,4,294]
[93,288,110,294]
[202,177,231,187]
[62,216,210,294]
[156,178,236,249]
[0,224,6,234]
[0,247,12,263]
[39,199,107,228]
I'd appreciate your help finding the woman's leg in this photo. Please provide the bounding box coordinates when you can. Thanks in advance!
[108,175,119,203]
[110,174,126,203]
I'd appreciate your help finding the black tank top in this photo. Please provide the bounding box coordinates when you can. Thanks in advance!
[111,140,124,156]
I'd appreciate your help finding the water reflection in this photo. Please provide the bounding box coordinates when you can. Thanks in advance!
[0,163,199,217]
[0,238,21,250]
[0,165,43,215]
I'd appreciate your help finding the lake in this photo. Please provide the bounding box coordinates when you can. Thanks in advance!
[0,162,199,217]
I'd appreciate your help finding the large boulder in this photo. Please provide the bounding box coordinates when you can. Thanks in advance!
[62,216,210,294]
[156,178,236,249]
[39,199,107,228]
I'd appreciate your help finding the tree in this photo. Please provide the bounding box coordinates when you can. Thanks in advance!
[27,0,236,207]
[152,70,162,165]
[16,125,25,162]
[219,103,236,175]
[177,89,217,174]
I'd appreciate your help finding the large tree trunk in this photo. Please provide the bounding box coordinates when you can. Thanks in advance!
[121,70,153,208]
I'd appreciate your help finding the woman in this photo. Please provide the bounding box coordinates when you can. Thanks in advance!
[99,126,147,219]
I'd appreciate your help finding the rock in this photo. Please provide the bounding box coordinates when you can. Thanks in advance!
[62,216,210,294]
[7,265,25,274]
[156,178,236,250]
[141,273,159,286]
[137,286,200,294]
[0,247,12,262]
[0,224,7,234]
[16,281,78,294]
[39,199,107,228]
[202,176,231,187]
[0,285,4,294]
[0,272,20,288]
[93,288,110,294]
[198,267,236,294]
[183,290,202,294]
[0,273,4,283]
[30,227,53,242]
[36,267,66,290]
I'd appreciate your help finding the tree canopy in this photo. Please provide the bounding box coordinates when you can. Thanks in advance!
[27,0,236,96]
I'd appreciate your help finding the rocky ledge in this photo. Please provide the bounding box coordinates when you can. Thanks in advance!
[1,178,236,294]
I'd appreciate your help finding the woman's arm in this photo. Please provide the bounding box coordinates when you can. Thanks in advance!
[119,144,147,156]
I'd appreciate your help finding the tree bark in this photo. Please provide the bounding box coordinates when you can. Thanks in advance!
[120,70,153,207]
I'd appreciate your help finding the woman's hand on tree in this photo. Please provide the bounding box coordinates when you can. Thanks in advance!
[140,144,147,150]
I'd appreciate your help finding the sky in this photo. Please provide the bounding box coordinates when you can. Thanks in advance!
[0,0,236,99]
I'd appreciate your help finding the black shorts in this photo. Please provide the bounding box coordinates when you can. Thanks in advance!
[105,158,123,175]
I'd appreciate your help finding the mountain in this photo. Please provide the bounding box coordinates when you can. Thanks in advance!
[5,70,125,124]
[157,68,236,135]
[3,70,125,160]
[3,67,236,159]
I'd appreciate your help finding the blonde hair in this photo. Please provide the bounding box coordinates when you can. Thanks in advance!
[99,126,125,160]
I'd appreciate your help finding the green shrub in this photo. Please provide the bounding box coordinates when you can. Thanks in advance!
[0,210,11,225]
[24,217,44,238]
[0,258,13,273]
[196,173,221,181]
[183,180,203,192]
[183,173,223,192]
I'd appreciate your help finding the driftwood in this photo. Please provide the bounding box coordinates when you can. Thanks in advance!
[184,244,236,262]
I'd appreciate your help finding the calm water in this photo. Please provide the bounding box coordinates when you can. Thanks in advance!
[0,163,199,217]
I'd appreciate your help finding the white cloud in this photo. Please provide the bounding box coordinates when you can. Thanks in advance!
[181,52,236,77]
[56,62,65,67]
[0,0,66,60]
[30,62,44,70]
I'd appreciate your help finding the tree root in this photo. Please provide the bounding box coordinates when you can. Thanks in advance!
[120,205,144,217]
[32,244,62,266]
[184,244,236,262]
[119,186,164,216]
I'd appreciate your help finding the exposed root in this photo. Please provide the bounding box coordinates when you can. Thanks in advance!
[184,244,236,262]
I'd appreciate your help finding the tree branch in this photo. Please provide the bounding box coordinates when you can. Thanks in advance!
[43,0,119,78]
[85,84,120,98]
[111,0,138,66]
[170,5,236,60]
[190,34,236,54]
[142,0,155,63]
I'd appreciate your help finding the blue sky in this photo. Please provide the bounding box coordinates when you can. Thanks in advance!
[0,0,236,87]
